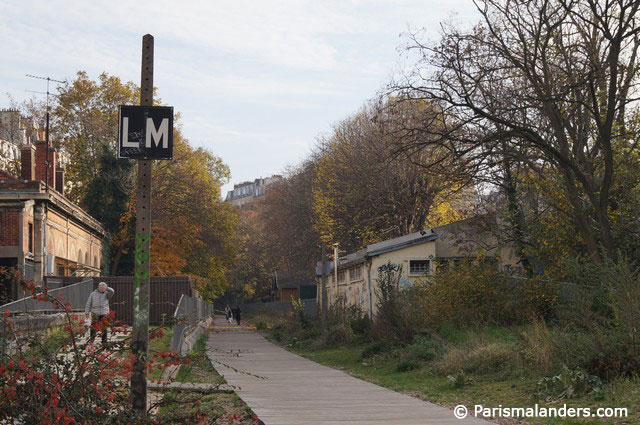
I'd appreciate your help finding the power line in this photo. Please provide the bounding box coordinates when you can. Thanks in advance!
[25,74,65,110]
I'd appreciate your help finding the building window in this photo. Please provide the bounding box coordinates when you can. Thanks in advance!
[349,266,362,281]
[28,223,33,253]
[57,265,65,276]
[337,270,346,284]
[409,260,430,275]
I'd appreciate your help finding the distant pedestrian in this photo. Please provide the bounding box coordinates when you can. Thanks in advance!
[234,306,242,326]
[84,282,114,346]
[225,305,233,323]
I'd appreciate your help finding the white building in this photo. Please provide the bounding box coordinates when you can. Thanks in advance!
[225,175,282,207]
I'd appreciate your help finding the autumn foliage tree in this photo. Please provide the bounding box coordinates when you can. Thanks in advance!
[150,133,237,298]
[313,99,469,252]
[393,0,640,263]
[227,99,473,297]
[52,71,140,204]
[20,72,238,294]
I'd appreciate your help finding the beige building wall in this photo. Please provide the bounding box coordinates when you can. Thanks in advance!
[325,222,520,317]
[45,209,101,277]
[328,242,437,316]
[368,242,436,314]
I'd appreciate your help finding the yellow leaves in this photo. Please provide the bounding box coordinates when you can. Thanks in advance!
[53,71,140,203]
[427,185,474,227]
[150,220,200,276]
[144,129,235,292]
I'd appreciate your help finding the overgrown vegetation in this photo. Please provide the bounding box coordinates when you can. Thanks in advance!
[253,258,640,423]
[0,274,256,424]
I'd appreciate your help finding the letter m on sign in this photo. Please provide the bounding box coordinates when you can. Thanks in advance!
[118,105,174,160]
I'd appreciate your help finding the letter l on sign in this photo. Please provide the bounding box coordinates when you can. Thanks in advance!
[121,117,138,148]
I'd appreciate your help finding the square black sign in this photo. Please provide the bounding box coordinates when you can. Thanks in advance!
[118,105,174,160]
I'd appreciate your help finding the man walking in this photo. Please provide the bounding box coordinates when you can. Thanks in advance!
[84,281,115,346]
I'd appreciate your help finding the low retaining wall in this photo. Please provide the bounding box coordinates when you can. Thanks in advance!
[0,312,69,334]
[0,313,71,356]
[171,316,213,356]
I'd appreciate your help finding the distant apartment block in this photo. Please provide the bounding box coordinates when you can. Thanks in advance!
[0,109,39,173]
[225,175,282,207]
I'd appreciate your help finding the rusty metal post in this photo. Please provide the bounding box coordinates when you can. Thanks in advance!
[131,33,154,415]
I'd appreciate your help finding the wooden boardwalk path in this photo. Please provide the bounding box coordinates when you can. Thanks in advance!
[206,317,490,425]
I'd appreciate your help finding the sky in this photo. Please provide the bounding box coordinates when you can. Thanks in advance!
[0,0,478,197]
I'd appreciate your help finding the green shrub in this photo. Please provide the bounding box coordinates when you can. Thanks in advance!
[255,321,267,331]
[360,341,387,360]
[535,366,604,401]
[395,360,420,372]
[447,370,473,388]
[321,305,357,346]
[466,342,516,374]
[325,322,354,346]
[405,336,442,362]
[265,311,319,346]
[436,322,468,344]
[520,260,640,381]
[350,315,372,337]
[436,339,517,376]
[414,259,557,327]
[271,327,284,343]
[518,319,556,375]
[371,262,420,344]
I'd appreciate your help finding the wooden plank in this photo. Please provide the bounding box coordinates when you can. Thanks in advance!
[207,317,491,425]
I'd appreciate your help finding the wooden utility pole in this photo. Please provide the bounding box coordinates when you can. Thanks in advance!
[321,244,327,333]
[131,33,154,415]
[333,243,339,303]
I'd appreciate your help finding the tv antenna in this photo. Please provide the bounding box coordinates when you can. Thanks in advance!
[25,74,65,195]
[26,74,65,110]
[24,89,60,98]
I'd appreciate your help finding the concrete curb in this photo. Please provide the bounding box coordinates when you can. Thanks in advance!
[179,316,214,356]
[148,381,233,393]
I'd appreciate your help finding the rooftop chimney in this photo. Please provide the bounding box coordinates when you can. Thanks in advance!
[34,141,56,190]
[20,144,36,180]
[55,166,65,195]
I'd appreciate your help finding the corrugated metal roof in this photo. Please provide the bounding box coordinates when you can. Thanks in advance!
[366,230,437,257]
[339,248,367,267]
[314,230,438,275]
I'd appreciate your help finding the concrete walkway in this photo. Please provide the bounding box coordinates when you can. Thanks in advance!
[206,316,489,425]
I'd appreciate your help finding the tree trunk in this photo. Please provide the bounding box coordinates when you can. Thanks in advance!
[502,155,533,275]
[110,247,124,276]
[562,170,602,263]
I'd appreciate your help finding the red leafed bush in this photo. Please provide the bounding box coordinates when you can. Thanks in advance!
[0,270,207,424]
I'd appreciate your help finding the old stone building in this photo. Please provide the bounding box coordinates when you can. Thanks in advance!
[0,131,106,302]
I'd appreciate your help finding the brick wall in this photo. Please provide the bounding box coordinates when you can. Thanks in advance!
[34,142,55,189]
[0,211,20,246]
[20,145,35,180]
